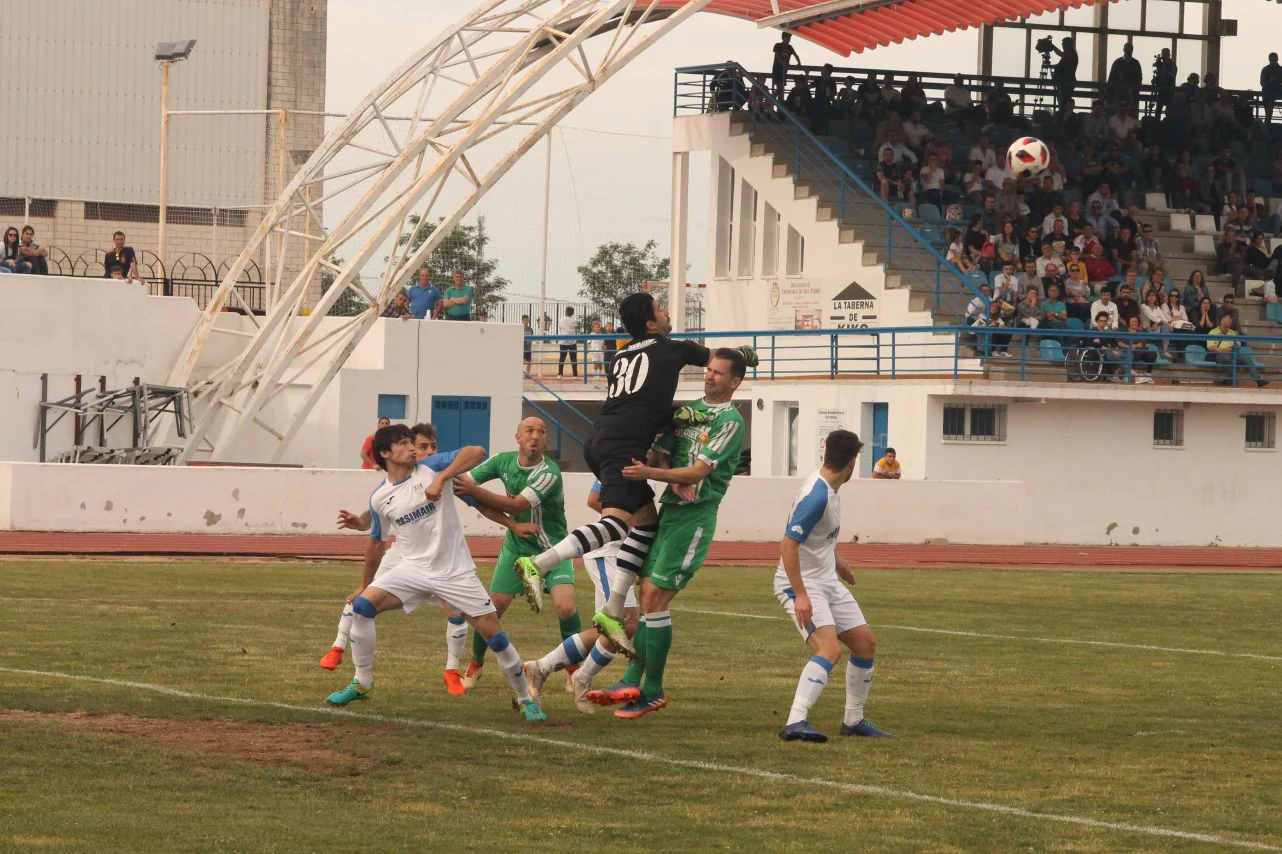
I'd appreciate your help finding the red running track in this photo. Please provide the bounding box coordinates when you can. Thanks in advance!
[1,532,1280,570]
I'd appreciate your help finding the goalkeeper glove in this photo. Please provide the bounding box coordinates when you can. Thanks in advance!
[672,405,711,430]
[735,345,760,368]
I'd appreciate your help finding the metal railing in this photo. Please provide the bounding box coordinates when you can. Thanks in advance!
[522,372,593,458]
[519,327,1282,387]
[674,63,983,325]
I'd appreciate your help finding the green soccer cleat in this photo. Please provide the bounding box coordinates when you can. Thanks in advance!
[327,678,372,706]
[515,556,543,614]
[591,609,637,659]
[519,698,548,722]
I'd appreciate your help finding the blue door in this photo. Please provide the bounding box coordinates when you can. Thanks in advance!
[430,396,491,454]
[871,403,889,467]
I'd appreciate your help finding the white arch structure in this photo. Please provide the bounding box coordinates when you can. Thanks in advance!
[169,0,711,462]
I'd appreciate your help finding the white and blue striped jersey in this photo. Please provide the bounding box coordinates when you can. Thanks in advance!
[774,470,841,584]
[369,451,473,576]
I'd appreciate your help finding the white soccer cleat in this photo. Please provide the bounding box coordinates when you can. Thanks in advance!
[571,668,596,715]
[524,660,547,702]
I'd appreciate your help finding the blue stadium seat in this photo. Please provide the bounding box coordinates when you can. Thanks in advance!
[1184,344,1210,366]
[1267,302,1282,324]
[919,203,943,223]
[1065,317,1085,331]
[1039,339,1065,363]
[1145,343,1172,366]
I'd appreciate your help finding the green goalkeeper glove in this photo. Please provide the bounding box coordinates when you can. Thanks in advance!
[672,405,711,430]
[735,345,759,368]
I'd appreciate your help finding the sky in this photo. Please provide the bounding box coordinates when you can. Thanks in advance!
[325,0,1282,301]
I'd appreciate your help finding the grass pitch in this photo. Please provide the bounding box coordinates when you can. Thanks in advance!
[1,559,1279,853]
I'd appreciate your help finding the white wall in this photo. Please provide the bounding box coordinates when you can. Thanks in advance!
[0,0,270,207]
[5,460,1281,547]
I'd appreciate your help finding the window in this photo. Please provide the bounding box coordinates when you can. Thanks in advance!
[786,225,804,275]
[942,404,1007,442]
[1245,412,1276,450]
[377,394,408,420]
[83,202,247,227]
[715,159,734,278]
[1153,409,1184,447]
[0,197,56,218]
[762,203,779,276]
[736,181,757,277]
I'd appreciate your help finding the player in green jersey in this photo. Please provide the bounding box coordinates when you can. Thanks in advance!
[583,348,747,719]
[452,417,582,690]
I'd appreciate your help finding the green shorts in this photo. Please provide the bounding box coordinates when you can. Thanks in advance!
[489,543,573,596]
[641,504,718,592]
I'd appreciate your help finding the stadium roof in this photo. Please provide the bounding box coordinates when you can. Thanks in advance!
[648,0,1111,56]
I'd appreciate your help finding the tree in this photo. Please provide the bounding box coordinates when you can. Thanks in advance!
[397,215,509,313]
[577,240,670,311]
[319,254,370,317]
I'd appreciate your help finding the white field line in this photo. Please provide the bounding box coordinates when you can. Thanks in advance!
[1,666,1278,852]
[4,598,1280,663]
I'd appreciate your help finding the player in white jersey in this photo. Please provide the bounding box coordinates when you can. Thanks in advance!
[325,424,547,721]
[321,423,535,696]
[774,429,892,743]
[522,478,641,713]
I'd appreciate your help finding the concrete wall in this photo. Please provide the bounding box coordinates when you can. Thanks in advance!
[3,460,1279,548]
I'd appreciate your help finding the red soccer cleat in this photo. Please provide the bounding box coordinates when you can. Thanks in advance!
[443,669,466,695]
[318,646,344,670]
[613,693,668,720]
[583,682,640,707]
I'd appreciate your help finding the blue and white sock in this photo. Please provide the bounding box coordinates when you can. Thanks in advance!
[844,657,875,726]
[349,614,376,688]
[332,602,354,650]
[488,631,532,703]
[536,634,589,677]
[787,655,834,725]
[577,638,616,682]
[444,616,468,671]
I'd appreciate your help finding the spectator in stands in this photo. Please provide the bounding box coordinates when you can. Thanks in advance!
[964,214,990,270]
[1044,219,1071,257]
[1182,269,1211,313]
[962,161,985,205]
[1016,288,1043,329]
[1116,204,1141,238]
[1088,182,1120,218]
[996,182,1025,232]
[901,74,927,114]
[969,134,998,173]
[1063,265,1093,324]
[1081,103,1108,150]
[770,32,800,99]
[1047,36,1078,112]
[1138,145,1171,193]
[557,306,578,378]
[1090,287,1120,329]
[1,227,29,274]
[965,284,991,325]
[946,229,973,274]
[1192,296,1218,335]
[1217,227,1251,286]
[924,133,953,175]
[1107,42,1143,107]
[522,314,533,366]
[1109,225,1138,275]
[1063,245,1086,280]
[441,270,473,320]
[943,74,979,123]
[1262,53,1282,124]
[879,72,901,107]
[407,267,441,319]
[872,448,902,479]
[17,226,48,276]
[587,320,605,377]
[902,109,930,152]
[1041,201,1067,236]
[1207,312,1267,387]
[602,321,619,370]
[361,417,392,469]
[1246,232,1282,289]
[1063,199,1086,238]
[1119,315,1156,383]
[1242,192,1282,236]
[984,160,1014,194]
[984,298,1015,355]
[875,114,917,164]
[1219,293,1242,332]
[919,152,944,208]
[1136,223,1162,275]
[1015,258,1043,303]
[1141,267,1168,304]
[1083,241,1115,284]
[108,264,125,280]
[1140,289,1166,332]
[1042,284,1068,330]
[1106,104,1139,151]
[876,147,912,203]
[1035,241,1062,280]
[103,231,140,283]
[985,80,1014,123]
[1168,163,1205,213]
[381,291,414,320]
[477,309,489,322]
[1088,311,1125,379]
[1212,147,1246,199]
[1115,280,1141,328]
[1164,290,1193,360]
[992,261,1017,304]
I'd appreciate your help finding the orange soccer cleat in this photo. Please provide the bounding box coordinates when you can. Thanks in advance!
[583,682,640,707]
[443,669,466,695]
[318,646,344,670]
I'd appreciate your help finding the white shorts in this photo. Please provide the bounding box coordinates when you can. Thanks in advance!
[581,547,638,612]
[774,576,867,641]
[370,560,496,617]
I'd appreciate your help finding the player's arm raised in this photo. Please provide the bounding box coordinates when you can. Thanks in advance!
[421,446,486,501]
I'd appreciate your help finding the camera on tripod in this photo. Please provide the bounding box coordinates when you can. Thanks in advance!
[1035,36,1056,57]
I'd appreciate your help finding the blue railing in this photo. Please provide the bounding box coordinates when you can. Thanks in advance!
[673,62,983,325]
[521,328,1279,387]
[522,372,592,457]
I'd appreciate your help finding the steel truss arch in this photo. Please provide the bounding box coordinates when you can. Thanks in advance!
[169,0,710,462]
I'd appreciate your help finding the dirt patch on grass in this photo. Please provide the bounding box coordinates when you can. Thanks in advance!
[0,709,352,766]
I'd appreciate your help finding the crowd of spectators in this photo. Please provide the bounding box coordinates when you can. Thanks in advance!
[383,267,474,321]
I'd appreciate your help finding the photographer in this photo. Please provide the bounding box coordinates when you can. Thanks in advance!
[1152,48,1177,120]
[1043,36,1078,112]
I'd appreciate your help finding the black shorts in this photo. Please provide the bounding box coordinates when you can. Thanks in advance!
[583,428,655,514]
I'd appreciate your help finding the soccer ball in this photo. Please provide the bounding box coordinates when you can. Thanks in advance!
[1006,136,1049,179]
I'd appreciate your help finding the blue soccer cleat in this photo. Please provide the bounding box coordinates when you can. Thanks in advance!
[327,678,372,706]
[779,720,828,743]
[839,719,893,739]
[519,698,548,722]
[613,693,668,719]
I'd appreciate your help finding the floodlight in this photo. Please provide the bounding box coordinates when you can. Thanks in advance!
[154,39,197,62]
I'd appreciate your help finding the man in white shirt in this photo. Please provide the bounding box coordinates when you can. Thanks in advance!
[966,284,991,324]
[1089,289,1120,329]
[985,162,1016,193]
[1106,106,1138,150]
[992,263,1018,304]
[775,429,891,743]
[943,74,974,117]
[1036,242,1063,279]
[557,306,579,378]
[1042,202,1068,236]
[1087,183,1121,219]
[902,109,931,150]
[969,134,998,173]
[325,424,549,721]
